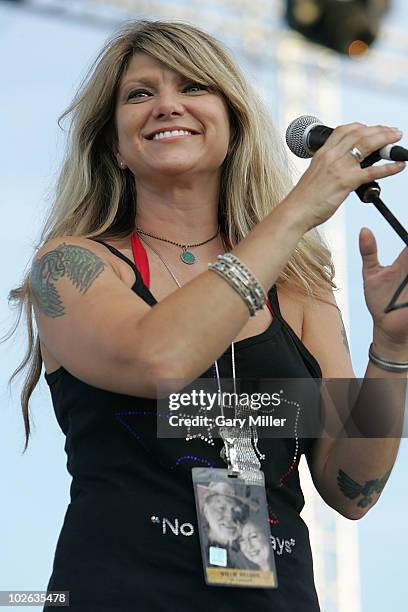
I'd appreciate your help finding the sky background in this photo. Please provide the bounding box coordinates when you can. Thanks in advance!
[0,1,407,610]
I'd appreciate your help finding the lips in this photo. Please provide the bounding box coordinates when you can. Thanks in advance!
[247,549,260,558]
[219,521,237,533]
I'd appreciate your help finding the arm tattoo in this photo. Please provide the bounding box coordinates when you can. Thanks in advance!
[337,467,392,508]
[338,311,350,353]
[30,242,106,317]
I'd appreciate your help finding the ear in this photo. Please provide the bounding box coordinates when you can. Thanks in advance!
[104,122,126,169]
[116,154,127,170]
[111,141,127,170]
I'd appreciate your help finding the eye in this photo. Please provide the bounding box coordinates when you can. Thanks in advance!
[127,89,152,100]
[183,82,209,93]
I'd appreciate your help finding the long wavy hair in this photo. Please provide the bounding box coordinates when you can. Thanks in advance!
[2,19,337,452]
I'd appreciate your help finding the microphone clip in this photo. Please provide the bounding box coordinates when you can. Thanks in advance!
[355,181,381,204]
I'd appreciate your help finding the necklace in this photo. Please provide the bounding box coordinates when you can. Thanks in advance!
[135,226,220,265]
[214,344,266,484]
[137,231,230,288]
[137,230,266,482]
[137,233,182,288]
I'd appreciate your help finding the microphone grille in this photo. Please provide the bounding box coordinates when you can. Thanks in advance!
[286,115,322,158]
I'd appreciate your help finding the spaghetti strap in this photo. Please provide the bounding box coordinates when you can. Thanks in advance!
[94,241,140,277]
[268,284,281,317]
[268,284,322,379]
[94,239,157,307]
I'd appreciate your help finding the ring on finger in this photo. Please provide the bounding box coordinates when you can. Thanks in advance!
[349,146,365,163]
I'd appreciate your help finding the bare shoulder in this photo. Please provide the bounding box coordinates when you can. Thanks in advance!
[301,286,355,378]
[33,235,123,279]
[32,236,134,376]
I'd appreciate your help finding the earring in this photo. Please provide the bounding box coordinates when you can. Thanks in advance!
[119,161,126,169]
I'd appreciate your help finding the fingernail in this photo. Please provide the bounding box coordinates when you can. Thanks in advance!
[391,127,402,133]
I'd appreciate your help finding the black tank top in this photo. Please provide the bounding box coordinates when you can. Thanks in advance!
[43,241,322,612]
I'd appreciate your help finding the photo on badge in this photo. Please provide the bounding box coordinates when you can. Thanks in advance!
[191,467,278,588]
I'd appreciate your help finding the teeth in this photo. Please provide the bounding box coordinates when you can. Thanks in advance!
[152,129,194,140]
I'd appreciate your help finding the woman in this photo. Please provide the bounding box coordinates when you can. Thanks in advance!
[239,521,273,571]
[5,18,407,611]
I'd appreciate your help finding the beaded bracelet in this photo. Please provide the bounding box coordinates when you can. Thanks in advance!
[208,253,266,316]
[368,342,408,373]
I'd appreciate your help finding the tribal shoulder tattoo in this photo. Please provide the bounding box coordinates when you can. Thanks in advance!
[30,243,106,317]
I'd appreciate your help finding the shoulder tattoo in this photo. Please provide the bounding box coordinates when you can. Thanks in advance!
[30,242,106,317]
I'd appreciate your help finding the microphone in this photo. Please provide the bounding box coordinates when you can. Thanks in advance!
[285,114,408,248]
[286,115,408,167]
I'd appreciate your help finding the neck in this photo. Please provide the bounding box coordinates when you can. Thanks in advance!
[134,175,221,244]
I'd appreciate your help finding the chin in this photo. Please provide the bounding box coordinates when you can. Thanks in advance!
[148,161,205,178]
[156,164,197,175]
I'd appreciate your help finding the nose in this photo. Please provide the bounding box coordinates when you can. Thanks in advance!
[224,505,235,519]
[152,91,185,120]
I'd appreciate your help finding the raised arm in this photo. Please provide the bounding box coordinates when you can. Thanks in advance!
[31,124,405,397]
[31,200,303,398]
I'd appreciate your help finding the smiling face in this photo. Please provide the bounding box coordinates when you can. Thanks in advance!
[203,493,243,546]
[113,52,231,183]
[239,522,270,569]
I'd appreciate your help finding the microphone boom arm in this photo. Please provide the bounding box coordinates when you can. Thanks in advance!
[355,180,408,247]
[355,180,408,314]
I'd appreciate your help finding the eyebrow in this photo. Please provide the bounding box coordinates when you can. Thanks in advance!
[120,74,186,92]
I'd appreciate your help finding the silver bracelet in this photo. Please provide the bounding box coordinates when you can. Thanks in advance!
[208,265,258,315]
[208,254,266,316]
[368,342,408,372]
[215,261,265,311]
[217,253,266,308]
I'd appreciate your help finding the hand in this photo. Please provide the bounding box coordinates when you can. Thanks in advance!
[286,123,406,232]
[359,227,408,354]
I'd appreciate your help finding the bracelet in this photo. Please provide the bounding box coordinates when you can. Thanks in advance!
[368,342,408,372]
[218,253,266,307]
[218,254,266,309]
[208,254,266,316]
[208,263,264,316]
[208,265,259,315]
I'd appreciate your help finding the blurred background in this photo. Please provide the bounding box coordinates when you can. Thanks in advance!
[0,1,407,610]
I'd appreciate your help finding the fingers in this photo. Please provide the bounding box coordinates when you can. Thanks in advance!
[316,122,365,154]
[296,122,406,231]
[359,227,380,270]
[313,124,406,188]
[363,160,406,183]
[328,125,403,162]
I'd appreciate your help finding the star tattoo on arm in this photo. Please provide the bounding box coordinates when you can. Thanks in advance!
[30,243,106,317]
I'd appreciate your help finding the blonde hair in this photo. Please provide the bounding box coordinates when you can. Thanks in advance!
[2,19,337,452]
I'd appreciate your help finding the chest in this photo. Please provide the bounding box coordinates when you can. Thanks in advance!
[117,248,304,342]
[40,245,304,374]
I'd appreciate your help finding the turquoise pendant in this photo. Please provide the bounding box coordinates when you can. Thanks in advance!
[181,249,196,265]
